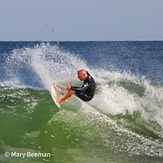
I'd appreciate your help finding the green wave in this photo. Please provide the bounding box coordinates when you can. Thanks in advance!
[0,86,163,163]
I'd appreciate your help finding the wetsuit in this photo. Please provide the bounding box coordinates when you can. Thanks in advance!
[71,72,96,102]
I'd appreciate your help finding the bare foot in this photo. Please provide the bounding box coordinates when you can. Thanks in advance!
[55,95,62,104]
[54,85,60,94]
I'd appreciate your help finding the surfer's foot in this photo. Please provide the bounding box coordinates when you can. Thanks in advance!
[54,85,60,94]
[55,95,62,104]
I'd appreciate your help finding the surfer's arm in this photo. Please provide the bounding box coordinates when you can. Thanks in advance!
[71,83,88,92]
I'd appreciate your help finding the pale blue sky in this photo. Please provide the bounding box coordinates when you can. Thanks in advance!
[0,0,163,41]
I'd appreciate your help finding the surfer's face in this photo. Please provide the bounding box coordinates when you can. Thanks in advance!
[78,72,85,80]
[77,70,87,81]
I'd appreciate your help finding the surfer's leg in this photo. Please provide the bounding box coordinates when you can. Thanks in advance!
[54,85,68,95]
[56,90,75,104]
[75,91,92,102]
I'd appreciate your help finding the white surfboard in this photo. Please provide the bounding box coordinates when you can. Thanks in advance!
[51,86,60,109]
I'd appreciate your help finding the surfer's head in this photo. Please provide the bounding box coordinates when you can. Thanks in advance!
[77,69,88,81]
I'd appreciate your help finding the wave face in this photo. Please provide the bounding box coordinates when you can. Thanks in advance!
[0,41,163,162]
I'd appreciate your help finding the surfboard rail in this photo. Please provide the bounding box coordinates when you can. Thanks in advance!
[51,86,60,109]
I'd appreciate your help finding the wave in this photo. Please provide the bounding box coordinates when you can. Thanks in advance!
[1,43,163,126]
[2,43,88,89]
[1,43,163,160]
[1,86,163,158]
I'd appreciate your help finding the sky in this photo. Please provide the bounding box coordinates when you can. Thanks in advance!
[0,0,163,41]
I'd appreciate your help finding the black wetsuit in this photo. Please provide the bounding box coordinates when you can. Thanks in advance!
[71,72,96,102]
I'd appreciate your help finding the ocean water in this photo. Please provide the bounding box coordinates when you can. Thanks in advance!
[0,41,163,163]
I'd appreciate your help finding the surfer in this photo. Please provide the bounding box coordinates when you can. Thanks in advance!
[55,69,96,104]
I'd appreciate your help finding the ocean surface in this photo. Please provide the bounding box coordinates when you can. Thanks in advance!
[0,41,163,163]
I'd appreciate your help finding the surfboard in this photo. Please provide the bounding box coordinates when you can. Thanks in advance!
[51,86,60,109]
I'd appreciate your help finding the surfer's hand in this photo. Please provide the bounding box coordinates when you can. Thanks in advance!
[66,81,71,91]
